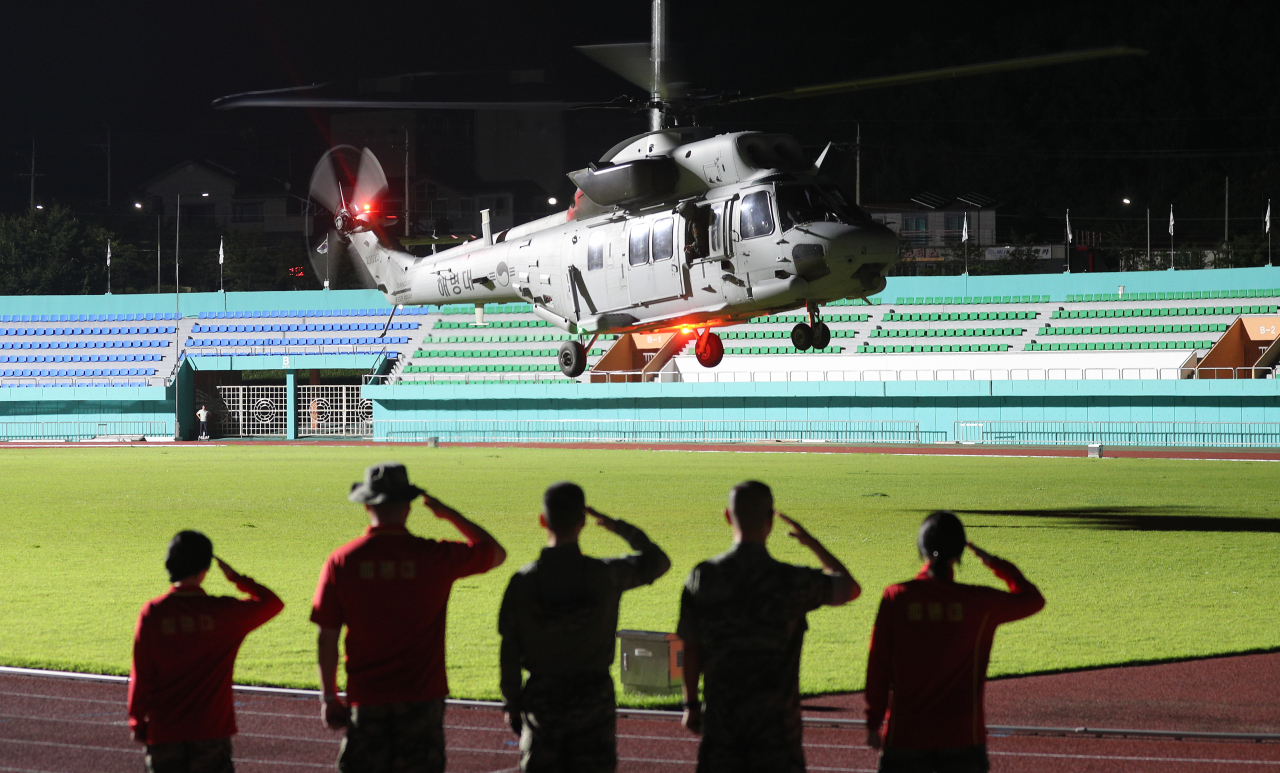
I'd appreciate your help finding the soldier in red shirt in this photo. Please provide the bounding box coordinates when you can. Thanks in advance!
[312,462,507,773]
[128,530,284,773]
[865,512,1045,773]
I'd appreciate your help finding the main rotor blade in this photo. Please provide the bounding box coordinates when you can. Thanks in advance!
[353,149,389,211]
[214,87,596,111]
[728,46,1147,104]
[576,43,654,93]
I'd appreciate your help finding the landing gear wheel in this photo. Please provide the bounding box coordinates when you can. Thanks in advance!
[695,332,724,368]
[811,321,831,350]
[791,323,813,351]
[558,341,587,378]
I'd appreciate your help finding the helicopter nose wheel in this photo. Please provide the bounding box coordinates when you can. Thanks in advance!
[791,323,813,351]
[694,330,724,368]
[558,341,587,378]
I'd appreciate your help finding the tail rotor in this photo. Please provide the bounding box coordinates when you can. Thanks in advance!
[307,145,390,290]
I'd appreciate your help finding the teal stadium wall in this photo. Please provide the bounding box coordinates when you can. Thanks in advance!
[3,267,1279,442]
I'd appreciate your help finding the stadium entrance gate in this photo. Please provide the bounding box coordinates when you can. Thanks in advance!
[297,385,373,437]
[214,385,371,438]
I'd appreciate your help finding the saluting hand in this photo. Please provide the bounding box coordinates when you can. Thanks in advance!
[777,512,815,548]
[215,557,243,585]
[967,541,996,565]
[586,506,620,533]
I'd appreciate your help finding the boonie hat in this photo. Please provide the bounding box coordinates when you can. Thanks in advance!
[349,462,425,505]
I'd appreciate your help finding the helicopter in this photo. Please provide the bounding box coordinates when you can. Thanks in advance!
[215,3,1144,377]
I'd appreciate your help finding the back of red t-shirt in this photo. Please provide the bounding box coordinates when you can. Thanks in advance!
[865,562,1044,749]
[311,526,494,706]
[128,581,283,744]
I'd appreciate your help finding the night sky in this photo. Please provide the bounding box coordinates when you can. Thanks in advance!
[4,0,1277,247]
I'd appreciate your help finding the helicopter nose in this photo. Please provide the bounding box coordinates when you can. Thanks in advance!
[829,222,898,265]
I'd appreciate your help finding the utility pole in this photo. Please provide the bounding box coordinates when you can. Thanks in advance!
[88,126,111,206]
[16,140,44,211]
[855,121,862,206]
[404,126,411,236]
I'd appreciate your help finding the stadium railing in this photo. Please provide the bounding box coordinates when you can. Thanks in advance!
[383,366,1277,385]
[0,421,170,441]
[952,420,1280,448]
[370,419,922,444]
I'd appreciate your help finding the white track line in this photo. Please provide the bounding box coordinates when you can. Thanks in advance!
[990,750,1280,765]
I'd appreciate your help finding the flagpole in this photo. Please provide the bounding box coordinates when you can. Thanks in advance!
[1169,205,1174,270]
[219,235,224,293]
[106,240,111,295]
[1064,209,1071,273]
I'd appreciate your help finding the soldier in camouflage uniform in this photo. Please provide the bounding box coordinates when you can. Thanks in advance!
[499,481,671,772]
[677,481,860,773]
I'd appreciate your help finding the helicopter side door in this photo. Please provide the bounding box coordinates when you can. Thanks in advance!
[626,216,686,305]
[564,227,613,320]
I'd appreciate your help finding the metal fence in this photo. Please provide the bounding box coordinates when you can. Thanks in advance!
[0,421,170,441]
[216,385,288,437]
[952,420,1280,448]
[298,386,372,437]
[371,419,922,444]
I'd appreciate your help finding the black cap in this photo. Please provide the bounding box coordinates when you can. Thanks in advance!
[918,511,965,563]
[166,530,213,582]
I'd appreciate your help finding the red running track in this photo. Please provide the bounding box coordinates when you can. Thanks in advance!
[2,653,1278,772]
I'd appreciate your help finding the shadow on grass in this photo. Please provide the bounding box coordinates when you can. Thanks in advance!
[949,506,1280,533]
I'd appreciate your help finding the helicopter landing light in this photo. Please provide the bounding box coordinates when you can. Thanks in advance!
[548,197,558,206]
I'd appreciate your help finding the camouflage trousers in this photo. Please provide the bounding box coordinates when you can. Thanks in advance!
[877,745,990,773]
[696,697,805,773]
[145,737,234,773]
[518,671,617,773]
[338,699,446,773]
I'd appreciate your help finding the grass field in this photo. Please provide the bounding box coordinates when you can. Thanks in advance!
[0,445,1277,705]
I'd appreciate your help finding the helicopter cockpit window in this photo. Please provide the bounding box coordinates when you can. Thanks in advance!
[652,218,674,261]
[629,224,650,266]
[817,184,873,223]
[587,230,607,271]
[777,184,843,231]
[739,191,774,239]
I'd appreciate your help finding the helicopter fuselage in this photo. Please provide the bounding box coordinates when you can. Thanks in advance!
[348,130,898,342]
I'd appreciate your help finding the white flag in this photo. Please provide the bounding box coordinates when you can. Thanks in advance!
[218,236,224,265]
[962,213,969,243]
[1065,210,1072,243]
[1267,200,1271,234]
[317,235,329,255]
[1169,206,1175,236]
[106,241,111,267]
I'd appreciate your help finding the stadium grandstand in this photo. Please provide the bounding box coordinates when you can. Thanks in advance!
[1,266,1277,446]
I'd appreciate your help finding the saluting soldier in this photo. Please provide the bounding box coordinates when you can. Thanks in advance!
[865,512,1045,773]
[499,482,670,772]
[678,481,860,773]
[312,462,507,773]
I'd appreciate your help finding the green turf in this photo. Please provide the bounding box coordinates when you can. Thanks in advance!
[0,446,1277,706]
